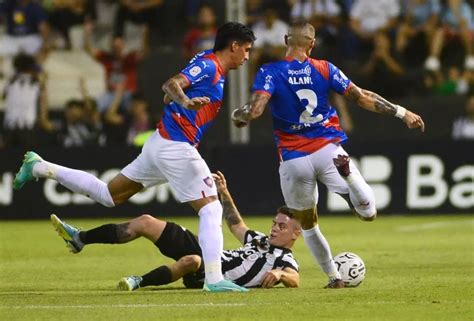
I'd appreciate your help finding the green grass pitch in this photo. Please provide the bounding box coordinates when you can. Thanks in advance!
[1,215,473,321]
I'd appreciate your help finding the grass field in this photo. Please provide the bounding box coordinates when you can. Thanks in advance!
[1,215,473,321]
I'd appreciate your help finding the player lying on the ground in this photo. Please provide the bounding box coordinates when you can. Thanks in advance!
[51,171,301,290]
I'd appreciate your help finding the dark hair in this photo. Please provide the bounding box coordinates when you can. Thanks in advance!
[277,206,294,218]
[213,22,256,52]
[65,99,84,110]
[13,53,37,73]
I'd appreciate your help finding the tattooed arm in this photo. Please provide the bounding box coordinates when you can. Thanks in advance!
[344,83,425,131]
[231,91,271,128]
[161,74,210,110]
[212,171,249,244]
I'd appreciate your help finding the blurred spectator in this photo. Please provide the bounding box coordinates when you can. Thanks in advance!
[348,0,400,59]
[424,67,471,95]
[246,0,264,27]
[103,82,151,146]
[251,8,288,79]
[396,0,441,67]
[60,97,105,147]
[84,24,147,113]
[113,0,165,40]
[360,32,407,97]
[1,53,52,149]
[0,0,50,76]
[289,0,342,57]
[425,0,474,71]
[452,95,474,140]
[183,4,217,60]
[264,0,291,23]
[289,0,341,23]
[46,0,97,50]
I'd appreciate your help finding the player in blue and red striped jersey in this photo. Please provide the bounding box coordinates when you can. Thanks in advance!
[13,22,256,293]
[232,21,425,289]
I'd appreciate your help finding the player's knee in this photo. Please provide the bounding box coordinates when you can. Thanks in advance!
[292,208,317,229]
[111,195,126,205]
[137,214,155,224]
[179,255,201,272]
[132,214,156,233]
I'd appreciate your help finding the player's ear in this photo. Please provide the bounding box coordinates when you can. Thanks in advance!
[231,41,238,52]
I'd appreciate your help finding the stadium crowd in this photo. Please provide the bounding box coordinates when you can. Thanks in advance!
[1,0,473,150]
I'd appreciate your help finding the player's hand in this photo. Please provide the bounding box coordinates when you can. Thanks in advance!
[212,171,228,194]
[163,94,172,105]
[183,97,210,110]
[231,107,249,128]
[402,110,425,132]
[261,270,282,288]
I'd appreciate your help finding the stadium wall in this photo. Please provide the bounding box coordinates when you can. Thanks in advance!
[0,141,472,219]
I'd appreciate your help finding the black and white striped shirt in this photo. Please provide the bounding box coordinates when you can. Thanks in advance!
[221,230,299,288]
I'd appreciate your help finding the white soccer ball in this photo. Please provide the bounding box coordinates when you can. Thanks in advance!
[333,252,366,287]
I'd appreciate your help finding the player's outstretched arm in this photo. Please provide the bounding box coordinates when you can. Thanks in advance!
[212,171,249,244]
[161,74,210,110]
[231,92,271,127]
[344,84,425,132]
[261,268,300,288]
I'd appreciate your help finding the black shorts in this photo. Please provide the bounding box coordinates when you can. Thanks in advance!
[154,222,205,288]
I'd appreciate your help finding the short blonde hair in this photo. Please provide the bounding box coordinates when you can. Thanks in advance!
[287,21,315,48]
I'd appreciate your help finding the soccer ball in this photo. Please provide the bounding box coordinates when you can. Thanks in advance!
[333,252,366,287]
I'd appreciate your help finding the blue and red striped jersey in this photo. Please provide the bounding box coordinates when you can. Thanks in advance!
[252,57,352,161]
[157,50,225,146]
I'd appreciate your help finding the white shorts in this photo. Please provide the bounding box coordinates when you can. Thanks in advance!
[121,131,217,203]
[0,35,43,56]
[279,143,363,210]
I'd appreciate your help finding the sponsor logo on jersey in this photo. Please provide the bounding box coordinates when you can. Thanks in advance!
[290,124,304,130]
[263,75,273,90]
[333,72,349,90]
[189,66,202,77]
[203,176,214,188]
[191,74,209,85]
[288,65,311,76]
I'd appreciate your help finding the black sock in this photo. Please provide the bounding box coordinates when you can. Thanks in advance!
[79,224,119,244]
[141,266,173,287]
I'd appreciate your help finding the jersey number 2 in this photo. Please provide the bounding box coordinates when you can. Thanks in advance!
[297,89,323,125]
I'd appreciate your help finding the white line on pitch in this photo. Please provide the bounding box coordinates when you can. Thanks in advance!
[1,303,257,309]
[1,301,472,310]
[397,220,474,232]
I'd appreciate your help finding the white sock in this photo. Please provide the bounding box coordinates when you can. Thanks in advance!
[302,225,340,279]
[33,161,115,207]
[198,200,224,284]
[345,173,376,219]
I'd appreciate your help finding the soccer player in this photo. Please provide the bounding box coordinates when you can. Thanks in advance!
[13,22,256,292]
[50,171,301,290]
[231,21,425,288]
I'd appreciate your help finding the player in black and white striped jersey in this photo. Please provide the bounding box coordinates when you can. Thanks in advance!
[50,171,301,290]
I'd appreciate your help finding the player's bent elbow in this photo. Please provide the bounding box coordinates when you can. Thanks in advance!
[284,278,300,288]
[289,280,300,288]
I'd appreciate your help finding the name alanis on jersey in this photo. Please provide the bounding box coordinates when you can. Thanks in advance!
[288,76,313,85]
